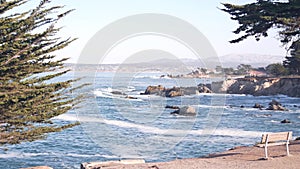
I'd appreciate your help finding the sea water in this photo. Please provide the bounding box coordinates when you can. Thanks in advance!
[1,72,300,169]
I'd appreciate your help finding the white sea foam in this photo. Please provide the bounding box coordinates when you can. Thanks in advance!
[0,152,118,159]
[93,90,103,96]
[134,75,161,79]
[0,152,49,158]
[196,104,226,109]
[197,93,245,97]
[53,114,78,121]
[66,153,116,158]
[269,120,280,123]
[127,86,136,92]
[77,116,261,138]
[93,89,143,101]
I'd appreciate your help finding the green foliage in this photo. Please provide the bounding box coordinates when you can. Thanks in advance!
[0,0,84,145]
[266,63,288,76]
[223,67,235,75]
[222,0,300,75]
[236,64,252,75]
[221,0,300,44]
[284,40,300,75]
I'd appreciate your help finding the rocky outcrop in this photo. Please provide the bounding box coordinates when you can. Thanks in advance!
[212,77,300,97]
[142,85,165,95]
[266,100,288,111]
[253,103,264,109]
[212,79,236,93]
[110,90,138,100]
[281,119,291,123]
[165,105,180,109]
[111,91,126,95]
[170,106,196,116]
[141,84,212,97]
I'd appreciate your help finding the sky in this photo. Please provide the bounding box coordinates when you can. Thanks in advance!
[20,0,288,64]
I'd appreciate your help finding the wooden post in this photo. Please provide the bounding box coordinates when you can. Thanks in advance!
[264,134,269,159]
[286,132,290,156]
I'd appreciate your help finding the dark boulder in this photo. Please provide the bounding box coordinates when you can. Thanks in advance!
[266,100,288,111]
[141,84,212,97]
[171,106,196,116]
[281,119,291,124]
[111,91,126,95]
[165,105,180,109]
[141,85,165,95]
[125,95,138,99]
[253,103,264,109]
[198,84,212,93]
[165,87,183,97]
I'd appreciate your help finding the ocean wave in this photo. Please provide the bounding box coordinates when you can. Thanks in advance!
[93,89,143,101]
[134,75,161,79]
[76,116,261,138]
[197,93,246,97]
[52,114,78,121]
[127,86,136,92]
[0,152,118,159]
[66,153,118,158]
[268,120,280,123]
[195,104,227,109]
[0,152,50,158]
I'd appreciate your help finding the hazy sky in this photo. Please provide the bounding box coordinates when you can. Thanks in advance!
[23,0,287,63]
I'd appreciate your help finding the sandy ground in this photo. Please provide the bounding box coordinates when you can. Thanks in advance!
[97,140,300,169]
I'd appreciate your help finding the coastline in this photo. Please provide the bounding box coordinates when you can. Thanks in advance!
[211,77,300,97]
[84,140,300,169]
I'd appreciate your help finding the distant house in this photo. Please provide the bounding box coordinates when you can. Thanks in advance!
[248,69,267,77]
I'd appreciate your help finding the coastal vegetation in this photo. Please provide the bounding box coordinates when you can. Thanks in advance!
[222,0,300,76]
[0,0,84,145]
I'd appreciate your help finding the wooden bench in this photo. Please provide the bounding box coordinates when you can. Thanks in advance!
[256,131,292,159]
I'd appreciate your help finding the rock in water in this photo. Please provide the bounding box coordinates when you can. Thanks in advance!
[171,106,196,116]
[266,100,288,111]
[111,91,126,95]
[125,95,138,99]
[281,119,291,123]
[165,88,183,97]
[253,103,264,109]
[165,105,180,109]
[141,85,165,95]
[141,85,212,97]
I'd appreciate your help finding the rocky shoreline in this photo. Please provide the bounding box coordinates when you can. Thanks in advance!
[141,77,300,98]
[212,77,300,97]
[140,84,212,97]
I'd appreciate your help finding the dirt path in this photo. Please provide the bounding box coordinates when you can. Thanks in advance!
[99,140,300,169]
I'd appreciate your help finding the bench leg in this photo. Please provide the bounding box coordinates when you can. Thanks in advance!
[264,146,268,159]
[286,143,290,156]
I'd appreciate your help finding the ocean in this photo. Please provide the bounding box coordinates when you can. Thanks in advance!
[1,72,300,169]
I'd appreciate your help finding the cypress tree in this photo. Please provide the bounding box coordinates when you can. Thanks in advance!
[284,40,300,75]
[0,0,84,145]
[221,0,300,45]
[222,0,300,75]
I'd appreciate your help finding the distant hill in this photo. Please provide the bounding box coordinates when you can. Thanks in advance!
[218,53,284,68]
[65,53,285,72]
[132,53,285,68]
